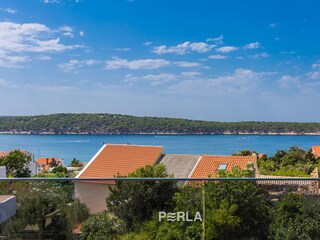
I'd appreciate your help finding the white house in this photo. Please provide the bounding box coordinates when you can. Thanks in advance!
[0,195,16,224]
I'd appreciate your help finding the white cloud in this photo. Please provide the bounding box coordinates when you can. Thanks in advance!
[0,79,76,94]
[58,59,101,72]
[105,58,170,70]
[42,0,60,3]
[114,48,131,51]
[216,46,238,53]
[59,25,74,38]
[206,35,224,44]
[0,50,29,67]
[63,32,74,38]
[125,71,201,86]
[189,42,215,53]
[37,55,52,60]
[208,54,228,59]
[153,41,215,55]
[268,22,277,29]
[0,22,82,67]
[244,42,261,49]
[312,63,320,70]
[280,51,296,54]
[25,84,77,93]
[250,52,270,59]
[180,72,201,77]
[125,73,178,86]
[173,61,201,68]
[0,79,9,86]
[153,42,190,55]
[143,41,152,46]
[59,25,73,32]
[168,68,274,95]
[0,8,17,14]
[79,31,85,36]
[278,75,300,88]
[307,71,320,79]
[307,64,320,80]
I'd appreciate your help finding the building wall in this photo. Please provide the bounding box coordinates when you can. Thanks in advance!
[0,166,5,178]
[0,196,16,224]
[28,161,39,176]
[74,182,112,214]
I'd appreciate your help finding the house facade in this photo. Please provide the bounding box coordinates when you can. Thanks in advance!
[0,195,16,224]
[0,166,5,179]
[75,144,260,213]
[75,144,163,213]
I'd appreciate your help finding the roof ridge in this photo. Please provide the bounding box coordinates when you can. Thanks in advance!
[104,143,164,148]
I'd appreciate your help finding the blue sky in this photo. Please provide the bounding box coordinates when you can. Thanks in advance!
[0,0,320,121]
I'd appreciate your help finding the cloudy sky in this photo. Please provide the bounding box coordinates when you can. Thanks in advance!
[0,0,320,121]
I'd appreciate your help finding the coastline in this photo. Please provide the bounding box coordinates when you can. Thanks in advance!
[1,131,320,136]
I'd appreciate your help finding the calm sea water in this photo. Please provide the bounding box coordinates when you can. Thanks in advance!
[0,134,320,165]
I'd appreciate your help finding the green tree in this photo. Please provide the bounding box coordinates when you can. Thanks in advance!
[3,181,87,240]
[232,149,255,156]
[49,158,59,167]
[0,150,31,177]
[258,146,317,176]
[52,165,68,175]
[204,169,270,239]
[270,193,320,240]
[106,164,177,230]
[5,181,72,239]
[145,169,269,240]
[69,158,83,167]
[69,199,90,228]
[145,185,203,240]
[34,171,68,178]
[80,211,125,240]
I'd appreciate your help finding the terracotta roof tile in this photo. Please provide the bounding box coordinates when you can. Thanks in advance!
[0,152,7,157]
[72,224,82,234]
[312,146,320,156]
[77,144,163,183]
[37,157,63,165]
[0,150,33,158]
[190,155,256,178]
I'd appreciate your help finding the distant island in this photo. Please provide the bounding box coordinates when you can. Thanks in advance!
[0,113,320,135]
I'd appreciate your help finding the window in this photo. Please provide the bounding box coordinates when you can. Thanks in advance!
[218,164,228,171]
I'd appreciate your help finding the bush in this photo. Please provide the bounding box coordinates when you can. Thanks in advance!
[80,211,125,240]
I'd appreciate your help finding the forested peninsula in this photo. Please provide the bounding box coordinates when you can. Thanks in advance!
[0,113,320,135]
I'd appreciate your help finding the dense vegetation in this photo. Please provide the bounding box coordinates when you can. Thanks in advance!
[2,161,320,239]
[257,146,318,177]
[1,113,320,134]
[0,180,89,239]
[78,165,320,240]
[0,150,32,177]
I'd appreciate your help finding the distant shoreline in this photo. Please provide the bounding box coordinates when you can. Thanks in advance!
[1,113,320,136]
[1,131,320,136]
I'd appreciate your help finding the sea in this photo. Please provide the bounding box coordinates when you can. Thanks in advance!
[0,134,320,165]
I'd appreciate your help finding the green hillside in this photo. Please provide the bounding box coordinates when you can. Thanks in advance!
[0,113,319,134]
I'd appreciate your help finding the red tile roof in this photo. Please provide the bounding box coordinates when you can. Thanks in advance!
[37,157,63,165]
[0,152,7,157]
[72,224,82,234]
[0,150,33,158]
[77,144,163,183]
[190,155,256,178]
[312,146,320,156]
